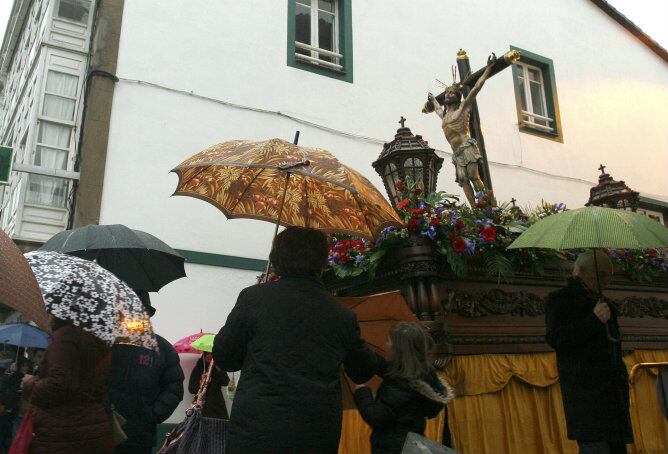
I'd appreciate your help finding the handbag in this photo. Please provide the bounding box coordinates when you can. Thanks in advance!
[8,397,33,454]
[157,359,229,454]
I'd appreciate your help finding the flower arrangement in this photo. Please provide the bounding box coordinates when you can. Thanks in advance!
[327,178,667,283]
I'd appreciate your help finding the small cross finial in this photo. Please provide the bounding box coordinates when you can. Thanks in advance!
[399,116,406,128]
[598,164,606,174]
[510,198,517,207]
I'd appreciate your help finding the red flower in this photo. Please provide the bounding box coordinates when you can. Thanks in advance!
[648,249,657,257]
[448,232,456,241]
[454,219,465,230]
[414,188,422,196]
[406,218,421,230]
[394,181,406,191]
[430,216,441,226]
[481,225,497,242]
[452,238,467,254]
[411,208,425,217]
[396,199,410,210]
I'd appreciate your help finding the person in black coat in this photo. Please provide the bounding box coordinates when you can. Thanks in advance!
[545,250,633,454]
[110,293,185,454]
[353,322,453,454]
[188,353,229,419]
[0,359,31,453]
[213,227,380,454]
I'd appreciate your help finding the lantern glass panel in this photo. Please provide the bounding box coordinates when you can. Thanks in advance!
[384,163,399,201]
[403,157,424,188]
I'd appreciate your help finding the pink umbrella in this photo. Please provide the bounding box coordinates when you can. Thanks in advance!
[173,331,210,354]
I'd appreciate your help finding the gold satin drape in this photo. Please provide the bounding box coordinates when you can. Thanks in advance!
[338,351,668,454]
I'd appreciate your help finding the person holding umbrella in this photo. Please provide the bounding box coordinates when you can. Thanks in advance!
[545,250,632,453]
[22,251,158,454]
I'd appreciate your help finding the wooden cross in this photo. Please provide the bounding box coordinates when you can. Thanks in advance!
[598,164,607,174]
[510,198,517,207]
[399,116,407,128]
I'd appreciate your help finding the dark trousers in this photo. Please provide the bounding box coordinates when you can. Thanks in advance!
[115,446,153,454]
[578,441,627,454]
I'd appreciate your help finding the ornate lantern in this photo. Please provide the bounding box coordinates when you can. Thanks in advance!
[372,117,444,208]
[586,164,639,211]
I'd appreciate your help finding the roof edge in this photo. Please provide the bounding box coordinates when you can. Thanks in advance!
[590,0,668,64]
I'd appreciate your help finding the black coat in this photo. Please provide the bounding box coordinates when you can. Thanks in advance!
[545,277,633,443]
[354,369,452,454]
[188,357,229,419]
[110,334,185,448]
[213,277,380,454]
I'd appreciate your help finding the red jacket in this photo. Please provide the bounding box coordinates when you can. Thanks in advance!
[23,324,113,454]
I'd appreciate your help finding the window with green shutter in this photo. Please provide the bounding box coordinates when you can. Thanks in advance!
[287,0,353,83]
[511,46,563,142]
[0,147,13,185]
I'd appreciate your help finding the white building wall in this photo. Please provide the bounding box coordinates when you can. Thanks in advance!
[99,0,668,349]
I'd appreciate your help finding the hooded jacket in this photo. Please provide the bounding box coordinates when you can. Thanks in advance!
[354,368,453,454]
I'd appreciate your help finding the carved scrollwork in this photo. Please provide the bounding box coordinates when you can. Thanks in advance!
[445,289,545,317]
[613,296,668,318]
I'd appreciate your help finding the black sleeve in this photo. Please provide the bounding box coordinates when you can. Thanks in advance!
[152,339,185,423]
[545,295,605,351]
[343,314,381,384]
[213,289,253,372]
[353,386,398,429]
[188,360,204,395]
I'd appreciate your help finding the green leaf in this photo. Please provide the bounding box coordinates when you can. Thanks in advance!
[444,247,467,277]
[483,252,513,283]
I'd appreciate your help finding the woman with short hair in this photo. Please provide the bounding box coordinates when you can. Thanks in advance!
[213,227,380,454]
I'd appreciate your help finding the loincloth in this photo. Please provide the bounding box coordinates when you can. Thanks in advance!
[452,138,482,183]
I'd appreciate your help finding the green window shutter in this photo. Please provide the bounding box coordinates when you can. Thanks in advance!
[287,0,353,83]
[0,147,13,185]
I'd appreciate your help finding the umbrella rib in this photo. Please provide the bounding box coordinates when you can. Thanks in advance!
[303,175,310,228]
[228,167,266,214]
[351,191,374,239]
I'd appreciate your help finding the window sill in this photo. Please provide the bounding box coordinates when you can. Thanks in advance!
[288,58,351,83]
[518,124,563,143]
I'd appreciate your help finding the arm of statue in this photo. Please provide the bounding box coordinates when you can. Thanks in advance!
[428,92,444,119]
[461,53,496,112]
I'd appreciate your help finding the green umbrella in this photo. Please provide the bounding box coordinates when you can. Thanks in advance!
[508,206,668,342]
[190,334,215,353]
[507,206,668,250]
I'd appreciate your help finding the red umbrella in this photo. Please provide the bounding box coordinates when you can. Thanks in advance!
[0,229,49,331]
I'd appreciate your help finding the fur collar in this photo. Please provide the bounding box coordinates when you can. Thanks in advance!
[409,377,454,406]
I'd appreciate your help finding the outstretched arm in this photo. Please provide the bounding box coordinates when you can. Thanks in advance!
[428,93,444,119]
[461,53,495,111]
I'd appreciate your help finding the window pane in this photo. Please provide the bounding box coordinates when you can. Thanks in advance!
[35,146,68,170]
[528,67,541,83]
[517,75,528,111]
[57,0,90,23]
[318,11,335,57]
[529,81,546,117]
[42,94,75,120]
[296,0,311,5]
[38,122,71,148]
[295,3,311,56]
[45,71,78,97]
[318,0,336,13]
[26,175,68,207]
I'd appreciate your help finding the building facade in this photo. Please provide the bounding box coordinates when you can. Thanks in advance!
[1,0,668,422]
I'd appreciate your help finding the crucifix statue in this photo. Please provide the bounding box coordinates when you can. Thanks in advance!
[423,49,520,207]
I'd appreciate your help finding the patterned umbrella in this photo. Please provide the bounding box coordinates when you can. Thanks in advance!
[171,138,401,239]
[25,251,157,350]
[0,228,50,331]
[173,331,209,354]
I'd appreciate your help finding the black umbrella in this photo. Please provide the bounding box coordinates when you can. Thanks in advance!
[40,224,186,292]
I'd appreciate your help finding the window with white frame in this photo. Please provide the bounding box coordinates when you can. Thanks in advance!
[42,71,78,122]
[511,47,562,139]
[516,62,553,132]
[26,122,71,208]
[56,0,91,24]
[294,0,342,71]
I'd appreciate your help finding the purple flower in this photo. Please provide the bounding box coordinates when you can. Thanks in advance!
[449,210,459,224]
[418,201,426,210]
[355,255,365,266]
[435,206,446,215]
[555,203,566,212]
[474,191,486,200]
[464,238,476,254]
[420,225,437,241]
